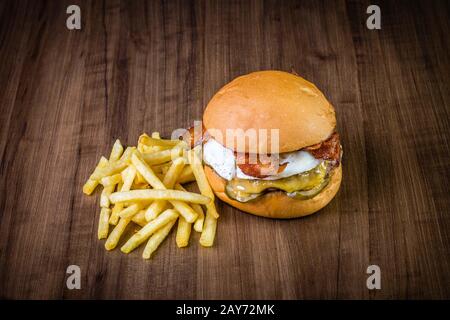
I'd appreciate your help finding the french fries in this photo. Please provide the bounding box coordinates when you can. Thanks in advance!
[131,153,165,189]
[138,143,167,154]
[131,153,198,222]
[105,217,132,250]
[139,134,180,148]
[118,203,142,219]
[132,210,147,227]
[101,173,122,187]
[138,132,170,154]
[199,210,218,247]
[141,147,183,165]
[121,209,179,253]
[175,183,204,233]
[109,165,137,225]
[83,132,220,260]
[110,189,210,205]
[83,156,109,195]
[187,148,218,246]
[119,146,136,162]
[151,163,171,174]
[100,185,115,208]
[176,217,192,248]
[121,165,137,190]
[188,148,219,219]
[177,166,196,184]
[98,208,111,239]
[143,219,176,259]
[109,139,124,162]
[193,204,205,233]
[145,157,186,221]
[89,161,129,182]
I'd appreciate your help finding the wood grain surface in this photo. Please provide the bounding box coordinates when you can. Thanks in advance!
[0,0,449,299]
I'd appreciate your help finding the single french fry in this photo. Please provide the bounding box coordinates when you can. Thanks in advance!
[199,211,217,247]
[119,203,142,219]
[109,205,122,226]
[151,132,161,139]
[145,158,186,221]
[83,156,109,195]
[98,207,111,239]
[163,158,186,187]
[139,134,180,148]
[176,216,192,248]
[142,219,176,259]
[141,147,183,165]
[131,153,199,222]
[188,148,219,218]
[110,189,210,205]
[99,157,111,167]
[132,210,148,227]
[105,217,132,250]
[121,165,137,190]
[109,139,124,162]
[139,143,167,154]
[121,209,179,253]
[100,185,115,208]
[193,204,205,232]
[82,179,99,195]
[101,173,122,187]
[90,160,128,182]
[118,146,136,163]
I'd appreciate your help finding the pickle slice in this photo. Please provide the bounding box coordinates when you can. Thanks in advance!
[286,175,330,200]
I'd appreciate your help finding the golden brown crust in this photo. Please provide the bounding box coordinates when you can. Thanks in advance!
[205,164,342,218]
[203,70,336,154]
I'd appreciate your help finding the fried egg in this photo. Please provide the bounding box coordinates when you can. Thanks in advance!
[203,139,321,181]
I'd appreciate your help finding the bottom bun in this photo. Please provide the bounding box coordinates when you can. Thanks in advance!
[205,164,342,219]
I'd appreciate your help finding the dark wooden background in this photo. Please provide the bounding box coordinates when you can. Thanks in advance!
[0,0,449,299]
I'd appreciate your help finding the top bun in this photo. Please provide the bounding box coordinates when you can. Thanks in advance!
[203,70,336,154]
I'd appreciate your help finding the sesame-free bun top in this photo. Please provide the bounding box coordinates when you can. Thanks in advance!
[203,70,336,154]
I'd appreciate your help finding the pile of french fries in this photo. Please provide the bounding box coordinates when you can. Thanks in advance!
[82,132,219,259]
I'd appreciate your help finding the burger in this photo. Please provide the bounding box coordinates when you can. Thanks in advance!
[200,70,342,218]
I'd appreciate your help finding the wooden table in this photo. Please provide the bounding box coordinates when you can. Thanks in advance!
[0,0,449,299]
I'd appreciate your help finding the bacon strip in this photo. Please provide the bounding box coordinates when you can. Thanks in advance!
[237,154,287,178]
[304,132,341,165]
